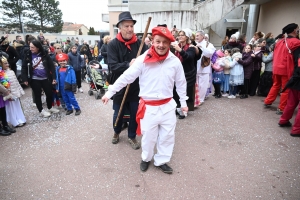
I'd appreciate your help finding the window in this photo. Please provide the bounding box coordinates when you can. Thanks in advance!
[122,0,128,3]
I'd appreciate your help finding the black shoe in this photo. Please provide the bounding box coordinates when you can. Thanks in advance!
[66,110,73,115]
[157,164,173,174]
[178,115,185,119]
[140,160,150,172]
[75,109,81,116]
[278,121,292,127]
[3,125,16,133]
[0,128,11,136]
[264,103,272,107]
[290,133,300,137]
[212,93,216,97]
[215,94,221,98]
[240,95,248,99]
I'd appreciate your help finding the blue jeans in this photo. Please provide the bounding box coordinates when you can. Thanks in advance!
[113,101,139,139]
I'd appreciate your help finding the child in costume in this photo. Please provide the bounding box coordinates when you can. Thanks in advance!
[55,53,81,116]
[221,49,232,96]
[212,50,225,98]
[227,48,244,99]
[1,56,26,127]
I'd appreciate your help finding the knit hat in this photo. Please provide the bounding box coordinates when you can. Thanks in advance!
[216,50,224,57]
[152,26,175,42]
[56,53,69,62]
[181,28,193,38]
[282,23,298,34]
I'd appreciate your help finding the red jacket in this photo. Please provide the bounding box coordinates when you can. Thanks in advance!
[273,37,300,77]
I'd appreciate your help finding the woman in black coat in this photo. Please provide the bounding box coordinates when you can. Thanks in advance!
[100,35,111,64]
[172,29,201,118]
[249,43,263,96]
[21,40,59,117]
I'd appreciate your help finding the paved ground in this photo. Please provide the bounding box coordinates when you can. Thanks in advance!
[1,83,300,200]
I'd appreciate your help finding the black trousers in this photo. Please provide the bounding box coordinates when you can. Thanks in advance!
[30,79,53,112]
[0,107,8,127]
[249,70,261,96]
[75,70,82,88]
[213,83,221,96]
[174,85,195,111]
[242,79,249,96]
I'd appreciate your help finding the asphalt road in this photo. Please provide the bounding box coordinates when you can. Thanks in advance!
[1,84,299,200]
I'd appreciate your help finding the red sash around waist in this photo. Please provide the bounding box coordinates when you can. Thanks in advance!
[136,97,172,135]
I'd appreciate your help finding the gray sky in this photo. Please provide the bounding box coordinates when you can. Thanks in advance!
[0,0,109,31]
[58,0,109,31]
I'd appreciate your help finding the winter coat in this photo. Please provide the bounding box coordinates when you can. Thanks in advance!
[223,42,243,52]
[107,37,147,104]
[284,47,300,91]
[5,69,24,98]
[212,58,224,72]
[237,51,253,79]
[252,51,263,71]
[229,52,243,76]
[101,44,108,64]
[21,50,56,83]
[55,66,77,92]
[262,52,273,72]
[177,46,201,87]
[273,37,300,77]
[222,56,232,75]
[68,52,84,71]
[0,44,20,70]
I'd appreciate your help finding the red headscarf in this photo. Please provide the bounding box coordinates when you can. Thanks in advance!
[143,45,169,63]
[116,32,137,50]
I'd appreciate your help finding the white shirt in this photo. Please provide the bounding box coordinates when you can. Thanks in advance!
[105,50,188,108]
[196,40,216,74]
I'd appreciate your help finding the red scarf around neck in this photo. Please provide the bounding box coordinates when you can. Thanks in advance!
[116,32,137,50]
[143,45,169,63]
[175,43,190,62]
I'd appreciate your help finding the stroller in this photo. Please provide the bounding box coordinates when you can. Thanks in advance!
[86,61,107,99]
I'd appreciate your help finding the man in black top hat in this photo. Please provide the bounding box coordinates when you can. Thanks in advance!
[107,11,147,149]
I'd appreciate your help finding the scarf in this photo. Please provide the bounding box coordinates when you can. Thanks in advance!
[175,43,189,62]
[143,45,169,63]
[116,32,137,50]
[136,98,172,135]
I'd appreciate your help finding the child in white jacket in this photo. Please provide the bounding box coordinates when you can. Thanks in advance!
[2,57,26,127]
[227,48,244,99]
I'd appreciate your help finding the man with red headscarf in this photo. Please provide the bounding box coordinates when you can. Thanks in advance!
[102,25,188,174]
[107,12,148,150]
[264,23,300,114]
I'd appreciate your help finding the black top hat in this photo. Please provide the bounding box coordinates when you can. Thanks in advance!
[116,11,136,27]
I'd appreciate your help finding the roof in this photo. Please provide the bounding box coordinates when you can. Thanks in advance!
[62,23,88,31]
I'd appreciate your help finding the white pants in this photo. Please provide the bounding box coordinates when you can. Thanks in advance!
[197,73,210,102]
[141,103,176,166]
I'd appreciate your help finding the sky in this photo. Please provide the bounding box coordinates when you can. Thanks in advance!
[58,0,109,31]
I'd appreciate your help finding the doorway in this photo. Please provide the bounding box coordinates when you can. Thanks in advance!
[226,28,239,38]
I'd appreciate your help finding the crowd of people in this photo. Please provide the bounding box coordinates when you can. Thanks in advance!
[0,11,299,174]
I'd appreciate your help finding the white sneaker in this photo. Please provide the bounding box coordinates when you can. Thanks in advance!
[32,103,36,107]
[48,107,60,113]
[78,88,83,93]
[40,109,51,118]
[236,93,240,97]
[222,93,229,97]
[228,95,236,99]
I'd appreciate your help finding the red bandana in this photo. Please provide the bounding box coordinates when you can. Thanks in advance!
[175,44,190,62]
[116,32,137,50]
[143,45,169,63]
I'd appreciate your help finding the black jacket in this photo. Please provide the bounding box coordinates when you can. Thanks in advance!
[21,50,56,83]
[0,44,19,70]
[100,43,108,64]
[107,37,147,104]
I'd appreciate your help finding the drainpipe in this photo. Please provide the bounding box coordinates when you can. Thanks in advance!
[246,4,260,43]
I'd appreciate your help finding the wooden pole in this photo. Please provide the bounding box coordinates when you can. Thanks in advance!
[114,17,152,127]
